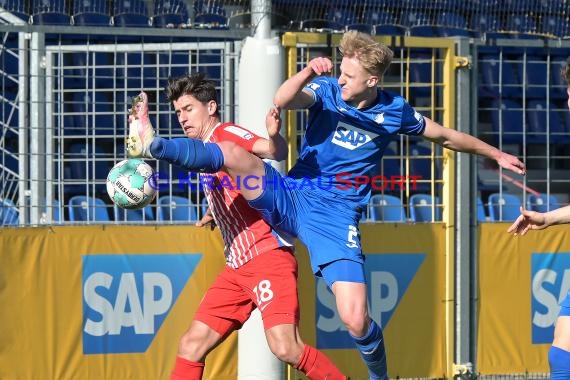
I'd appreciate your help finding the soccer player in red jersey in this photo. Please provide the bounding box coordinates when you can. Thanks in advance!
[128,74,346,380]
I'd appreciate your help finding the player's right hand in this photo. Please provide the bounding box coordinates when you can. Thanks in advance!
[196,210,216,230]
[308,57,333,76]
[266,106,281,138]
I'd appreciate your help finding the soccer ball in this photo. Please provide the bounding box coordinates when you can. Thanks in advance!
[106,159,156,209]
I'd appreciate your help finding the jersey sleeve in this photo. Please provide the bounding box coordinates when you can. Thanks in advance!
[399,100,426,135]
[303,77,330,108]
[214,123,262,152]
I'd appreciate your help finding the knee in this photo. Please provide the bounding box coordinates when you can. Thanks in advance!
[177,329,210,361]
[267,338,304,365]
[339,311,369,337]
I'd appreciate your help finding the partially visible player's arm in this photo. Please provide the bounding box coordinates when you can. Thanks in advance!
[507,205,570,236]
[421,116,526,175]
[274,57,332,110]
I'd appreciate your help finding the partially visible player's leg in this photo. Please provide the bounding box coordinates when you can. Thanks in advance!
[550,306,570,380]
[170,320,220,380]
[252,249,347,380]
[171,267,254,380]
[325,263,388,380]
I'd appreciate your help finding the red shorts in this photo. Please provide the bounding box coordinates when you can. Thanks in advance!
[193,247,299,337]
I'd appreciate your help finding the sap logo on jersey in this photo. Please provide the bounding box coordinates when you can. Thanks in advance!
[82,254,201,354]
[531,252,570,344]
[315,253,425,349]
[332,121,378,150]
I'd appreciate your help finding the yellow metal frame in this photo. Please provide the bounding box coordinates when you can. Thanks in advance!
[281,32,460,379]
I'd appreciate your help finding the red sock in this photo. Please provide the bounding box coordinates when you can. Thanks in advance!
[295,344,347,380]
[170,356,205,380]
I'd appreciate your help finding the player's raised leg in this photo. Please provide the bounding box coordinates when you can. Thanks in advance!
[126,91,273,201]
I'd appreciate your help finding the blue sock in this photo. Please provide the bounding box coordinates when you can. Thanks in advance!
[549,346,570,379]
[150,137,224,173]
[351,319,388,380]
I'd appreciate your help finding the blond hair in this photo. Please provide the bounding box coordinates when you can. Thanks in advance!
[338,30,394,76]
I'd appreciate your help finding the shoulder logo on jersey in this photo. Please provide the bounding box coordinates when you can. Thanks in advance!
[308,82,321,91]
[332,121,379,150]
[224,125,254,140]
[374,113,384,124]
[82,254,201,354]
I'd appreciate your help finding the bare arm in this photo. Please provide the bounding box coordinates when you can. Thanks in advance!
[273,57,333,110]
[507,205,570,236]
[251,107,288,161]
[421,117,526,175]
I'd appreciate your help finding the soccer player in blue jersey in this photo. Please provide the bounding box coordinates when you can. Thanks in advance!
[507,57,570,380]
[128,31,526,379]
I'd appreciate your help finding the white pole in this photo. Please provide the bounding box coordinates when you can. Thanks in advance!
[237,16,286,379]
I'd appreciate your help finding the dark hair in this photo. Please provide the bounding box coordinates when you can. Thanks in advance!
[562,57,570,86]
[165,73,219,114]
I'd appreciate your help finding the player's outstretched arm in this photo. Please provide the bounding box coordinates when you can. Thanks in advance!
[421,117,526,175]
[508,205,570,236]
[273,57,332,110]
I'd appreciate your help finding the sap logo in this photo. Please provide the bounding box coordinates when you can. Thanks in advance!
[332,121,378,150]
[531,252,570,344]
[82,254,201,354]
[315,253,425,349]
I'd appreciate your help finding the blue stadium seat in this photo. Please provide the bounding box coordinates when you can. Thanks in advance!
[436,12,472,38]
[152,0,189,28]
[114,204,154,222]
[115,51,158,90]
[409,144,437,193]
[503,13,537,37]
[487,193,521,221]
[541,15,568,39]
[0,0,30,22]
[409,194,441,222]
[193,0,227,29]
[401,11,436,36]
[71,91,115,136]
[489,98,524,145]
[71,52,115,89]
[42,198,62,223]
[526,100,566,144]
[113,0,150,27]
[31,0,70,25]
[0,198,19,225]
[66,142,111,194]
[72,0,110,26]
[478,55,519,99]
[477,197,487,222]
[408,54,435,99]
[157,195,198,222]
[550,58,570,99]
[369,194,406,222]
[68,195,110,222]
[517,56,547,99]
[527,193,560,213]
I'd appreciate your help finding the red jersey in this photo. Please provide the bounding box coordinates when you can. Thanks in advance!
[201,122,292,269]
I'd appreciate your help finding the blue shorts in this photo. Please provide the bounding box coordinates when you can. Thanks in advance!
[248,163,365,284]
[561,292,570,316]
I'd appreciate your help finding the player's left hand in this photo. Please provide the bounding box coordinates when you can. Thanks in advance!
[507,207,548,236]
[266,106,281,138]
[496,151,526,175]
